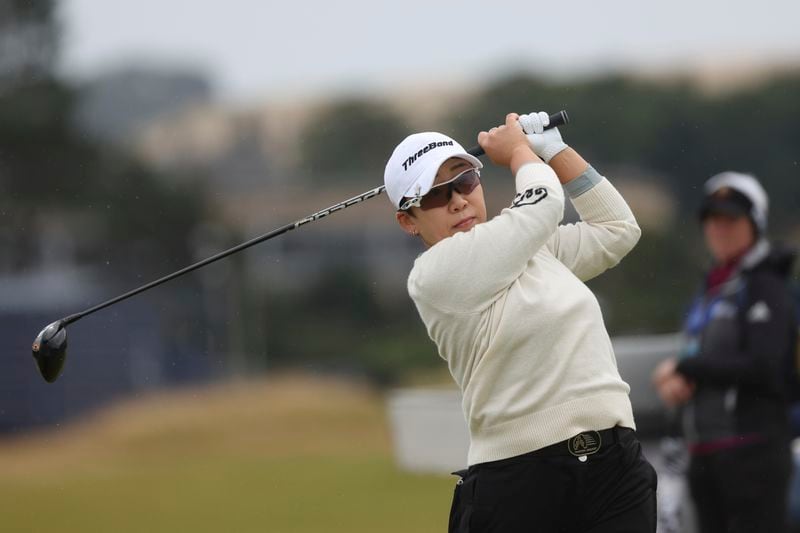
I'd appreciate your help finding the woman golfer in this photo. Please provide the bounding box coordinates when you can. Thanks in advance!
[384,112,657,532]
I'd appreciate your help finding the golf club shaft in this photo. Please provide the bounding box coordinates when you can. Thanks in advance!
[60,185,386,326]
[59,110,568,327]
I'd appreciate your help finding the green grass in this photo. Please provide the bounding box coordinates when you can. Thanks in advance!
[0,455,453,533]
[0,375,455,533]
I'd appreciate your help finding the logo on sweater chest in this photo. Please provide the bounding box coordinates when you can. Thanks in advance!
[567,430,602,457]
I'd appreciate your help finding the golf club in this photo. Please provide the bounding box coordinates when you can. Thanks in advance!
[31,110,569,383]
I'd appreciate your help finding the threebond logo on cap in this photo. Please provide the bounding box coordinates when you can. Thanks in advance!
[402,140,455,171]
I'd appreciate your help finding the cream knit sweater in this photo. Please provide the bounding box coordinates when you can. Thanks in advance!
[407,162,641,465]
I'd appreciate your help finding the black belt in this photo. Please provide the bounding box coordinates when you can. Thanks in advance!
[455,426,635,478]
[529,426,630,458]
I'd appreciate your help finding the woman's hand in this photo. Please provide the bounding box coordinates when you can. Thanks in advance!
[478,113,541,173]
[519,111,569,163]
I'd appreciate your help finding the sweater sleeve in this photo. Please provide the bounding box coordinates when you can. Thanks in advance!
[408,162,564,313]
[545,167,641,282]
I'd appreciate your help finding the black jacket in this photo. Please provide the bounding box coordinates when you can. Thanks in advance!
[676,240,798,445]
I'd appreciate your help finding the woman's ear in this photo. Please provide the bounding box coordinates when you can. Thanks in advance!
[396,210,418,236]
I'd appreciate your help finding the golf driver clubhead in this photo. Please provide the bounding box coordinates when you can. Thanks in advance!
[32,320,68,383]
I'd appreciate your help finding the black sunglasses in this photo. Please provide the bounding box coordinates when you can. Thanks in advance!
[399,168,481,212]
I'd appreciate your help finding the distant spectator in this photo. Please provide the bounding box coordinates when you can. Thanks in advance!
[653,172,798,533]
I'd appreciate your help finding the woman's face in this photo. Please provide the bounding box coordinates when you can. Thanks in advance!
[396,157,487,247]
[703,213,755,263]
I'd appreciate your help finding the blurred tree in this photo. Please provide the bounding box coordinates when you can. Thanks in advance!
[297,98,411,185]
[0,78,208,278]
[587,229,703,333]
[652,74,800,233]
[0,0,58,90]
[0,1,208,279]
[447,73,703,169]
[256,265,437,384]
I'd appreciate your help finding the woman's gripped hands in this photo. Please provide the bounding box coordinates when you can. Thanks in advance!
[519,111,569,164]
[478,113,541,172]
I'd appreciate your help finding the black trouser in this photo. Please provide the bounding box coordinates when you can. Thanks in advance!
[449,427,657,532]
[688,439,792,533]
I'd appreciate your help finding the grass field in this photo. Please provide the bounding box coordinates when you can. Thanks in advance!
[0,374,455,532]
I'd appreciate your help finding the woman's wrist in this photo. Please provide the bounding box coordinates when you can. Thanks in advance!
[548,148,589,185]
[510,145,542,175]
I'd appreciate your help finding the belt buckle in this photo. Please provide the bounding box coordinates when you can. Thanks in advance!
[567,430,602,458]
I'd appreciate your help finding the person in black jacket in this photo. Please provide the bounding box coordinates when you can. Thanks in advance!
[653,171,798,533]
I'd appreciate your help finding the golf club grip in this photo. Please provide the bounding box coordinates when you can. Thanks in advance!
[466,110,569,157]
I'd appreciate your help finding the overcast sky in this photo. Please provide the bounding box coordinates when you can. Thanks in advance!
[58,0,800,104]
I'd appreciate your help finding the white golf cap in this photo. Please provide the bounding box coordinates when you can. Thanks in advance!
[384,132,482,210]
[702,171,769,233]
